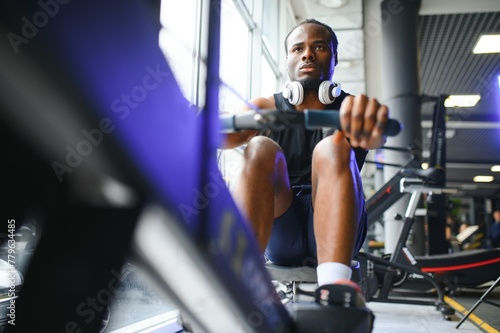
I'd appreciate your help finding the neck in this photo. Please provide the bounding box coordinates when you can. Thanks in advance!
[294,89,327,111]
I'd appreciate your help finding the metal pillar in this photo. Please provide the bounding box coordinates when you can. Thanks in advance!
[380,0,423,254]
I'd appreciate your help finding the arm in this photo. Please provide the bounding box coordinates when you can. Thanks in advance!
[220,96,276,149]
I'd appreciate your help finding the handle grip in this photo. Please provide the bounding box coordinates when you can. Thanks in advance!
[304,110,402,137]
[220,110,402,137]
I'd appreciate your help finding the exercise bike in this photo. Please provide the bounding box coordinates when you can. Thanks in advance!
[357,176,500,318]
[356,95,500,319]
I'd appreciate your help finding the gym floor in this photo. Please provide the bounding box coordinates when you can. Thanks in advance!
[101,265,500,332]
[368,285,500,333]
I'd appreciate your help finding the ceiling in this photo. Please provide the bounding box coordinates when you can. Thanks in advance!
[290,0,500,201]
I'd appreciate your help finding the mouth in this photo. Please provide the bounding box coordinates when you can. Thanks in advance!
[299,63,318,72]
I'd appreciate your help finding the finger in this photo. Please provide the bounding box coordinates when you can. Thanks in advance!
[350,94,369,143]
[361,97,379,138]
[373,104,389,138]
[339,95,354,135]
[359,104,388,148]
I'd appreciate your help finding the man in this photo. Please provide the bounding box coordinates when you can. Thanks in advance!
[223,19,389,288]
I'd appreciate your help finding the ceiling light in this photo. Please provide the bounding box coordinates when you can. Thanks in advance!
[425,129,455,139]
[473,175,494,183]
[319,0,349,8]
[473,34,500,54]
[492,165,500,172]
[444,95,481,107]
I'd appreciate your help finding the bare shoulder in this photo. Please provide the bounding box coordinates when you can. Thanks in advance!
[245,95,276,111]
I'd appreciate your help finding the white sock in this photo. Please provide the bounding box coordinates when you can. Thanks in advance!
[316,262,352,286]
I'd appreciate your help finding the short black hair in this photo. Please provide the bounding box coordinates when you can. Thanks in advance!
[284,18,338,55]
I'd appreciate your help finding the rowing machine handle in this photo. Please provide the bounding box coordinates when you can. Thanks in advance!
[220,110,402,137]
[304,109,402,137]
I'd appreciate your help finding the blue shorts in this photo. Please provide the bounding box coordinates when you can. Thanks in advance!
[264,185,367,267]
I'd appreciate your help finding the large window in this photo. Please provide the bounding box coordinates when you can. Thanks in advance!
[159,0,294,187]
[159,0,200,104]
[261,55,278,96]
[159,0,288,111]
[219,0,251,113]
[262,0,280,60]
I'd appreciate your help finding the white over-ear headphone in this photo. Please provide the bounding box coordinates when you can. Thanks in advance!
[282,81,341,105]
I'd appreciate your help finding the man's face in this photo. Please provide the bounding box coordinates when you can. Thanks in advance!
[285,23,336,88]
[494,211,500,222]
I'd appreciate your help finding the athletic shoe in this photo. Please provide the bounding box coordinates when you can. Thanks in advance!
[315,279,366,308]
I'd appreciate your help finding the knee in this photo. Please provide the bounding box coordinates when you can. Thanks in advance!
[312,135,353,175]
[243,136,284,172]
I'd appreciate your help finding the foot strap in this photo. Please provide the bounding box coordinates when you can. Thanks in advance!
[315,283,365,308]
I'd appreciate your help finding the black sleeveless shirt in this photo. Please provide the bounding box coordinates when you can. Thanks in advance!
[268,91,368,185]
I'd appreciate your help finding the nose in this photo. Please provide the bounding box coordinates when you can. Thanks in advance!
[302,46,315,60]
